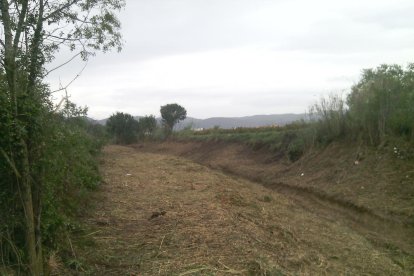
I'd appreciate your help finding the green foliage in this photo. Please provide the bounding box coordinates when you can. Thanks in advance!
[1,0,124,272]
[309,94,347,144]
[175,123,313,162]
[106,112,139,144]
[40,114,102,248]
[160,103,187,134]
[347,64,414,145]
[287,135,305,162]
[0,92,103,270]
[310,64,414,147]
[138,115,157,139]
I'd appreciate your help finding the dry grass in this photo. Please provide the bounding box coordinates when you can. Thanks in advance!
[73,145,411,275]
[139,141,414,223]
[47,251,64,275]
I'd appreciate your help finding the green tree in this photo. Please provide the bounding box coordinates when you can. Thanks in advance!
[347,64,414,144]
[0,0,124,273]
[106,112,139,144]
[138,115,157,138]
[160,103,187,135]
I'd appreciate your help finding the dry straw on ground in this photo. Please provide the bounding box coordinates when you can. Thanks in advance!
[74,145,411,275]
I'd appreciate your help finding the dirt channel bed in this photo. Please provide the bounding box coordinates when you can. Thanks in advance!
[75,144,413,275]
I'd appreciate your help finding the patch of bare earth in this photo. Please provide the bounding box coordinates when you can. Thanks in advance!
[76,145,411,275]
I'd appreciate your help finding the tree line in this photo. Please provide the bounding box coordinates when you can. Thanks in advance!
[106,103,187,144]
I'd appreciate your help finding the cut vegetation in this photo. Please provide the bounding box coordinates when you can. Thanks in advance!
[69,145,413,275]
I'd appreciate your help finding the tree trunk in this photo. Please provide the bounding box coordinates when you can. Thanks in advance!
[20,141,41,275]
[1,0,43,273]
[32,162,44,275]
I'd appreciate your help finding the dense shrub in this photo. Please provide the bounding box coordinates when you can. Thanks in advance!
[40,114,103,247]
[347,64,414,145]
[106,112,139,144]
[311,64,414,146]
[0,91,103,271]
[138,115,157,139]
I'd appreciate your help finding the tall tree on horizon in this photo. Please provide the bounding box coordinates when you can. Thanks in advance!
[160,103,187,135]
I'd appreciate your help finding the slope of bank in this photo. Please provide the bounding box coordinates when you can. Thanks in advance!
[134,140,414,270]
[72,145,411,275]
[136,141,414,226]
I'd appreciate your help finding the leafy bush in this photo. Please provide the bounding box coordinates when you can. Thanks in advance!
[347,64,414,145]
[287,136,305,162]
[0,94,103,271]
[138,115,157,139]
[106,112,139,144]
[310,64,414,146]
[40,115,102,248]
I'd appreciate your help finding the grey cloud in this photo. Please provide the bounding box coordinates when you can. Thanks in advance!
[279,21,414,54]
[350,3,414,30]
[47,0,414,119]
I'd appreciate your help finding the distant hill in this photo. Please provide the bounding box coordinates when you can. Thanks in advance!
[93,113,306,130]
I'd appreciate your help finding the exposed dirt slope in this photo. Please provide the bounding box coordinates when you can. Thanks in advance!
[75,145,412,275]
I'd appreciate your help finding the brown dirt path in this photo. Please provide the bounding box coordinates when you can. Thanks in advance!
[78,145,410,275]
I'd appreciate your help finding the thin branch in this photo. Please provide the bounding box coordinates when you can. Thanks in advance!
[61,10,92,24]
[50,61,88,94]
[43,0,81,21]
[44,51,81,77]
[46,34,81,42]
[46,23,71,36]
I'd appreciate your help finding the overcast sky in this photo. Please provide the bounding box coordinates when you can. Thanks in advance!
[47,0,414,119]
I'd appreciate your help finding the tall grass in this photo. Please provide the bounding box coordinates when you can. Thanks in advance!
[175,122,315,162]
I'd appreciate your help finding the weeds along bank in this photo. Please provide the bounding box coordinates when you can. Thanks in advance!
[175,123,314,162]
[176,64,414,161]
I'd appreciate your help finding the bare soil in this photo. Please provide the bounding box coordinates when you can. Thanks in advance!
[73,143,413,275]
